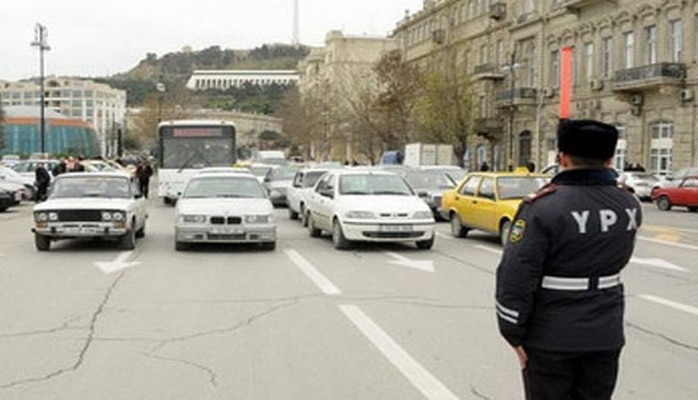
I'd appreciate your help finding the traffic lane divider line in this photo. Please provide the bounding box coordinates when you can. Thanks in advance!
[638,236,698,251]
[284,249,341,296]
[638,294,698,317]
[339,304,460,400]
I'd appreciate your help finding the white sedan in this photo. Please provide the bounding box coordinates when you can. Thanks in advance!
[174,172,276,251]
[31,172,148,251]
[286,168,330,222]
[305,169,436,250]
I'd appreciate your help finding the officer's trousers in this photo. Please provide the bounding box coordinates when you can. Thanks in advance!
[523,348,621,400]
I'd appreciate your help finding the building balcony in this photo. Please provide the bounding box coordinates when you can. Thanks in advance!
[475,117,504,135]
[555,0,613,11]
[612,63,686,92]
[471,64,505,81]
[495,87,538,107]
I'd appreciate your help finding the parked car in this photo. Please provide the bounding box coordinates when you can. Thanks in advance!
[0,180,23,206]
[402,168,458,219]
[304,169,436,250]
[0,166,32,202]
[618,171,659,201]
[174,172,276,251]
[262,165,299,207]
[286,168,330,222]
[0,187,15,212]
[651,175,698,212]
[31,172,148,251]
[441,171,550,246]
[654,167,698,189]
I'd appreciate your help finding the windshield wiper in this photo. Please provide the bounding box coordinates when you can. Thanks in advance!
[341,191,369,195]
[373,190,409,195]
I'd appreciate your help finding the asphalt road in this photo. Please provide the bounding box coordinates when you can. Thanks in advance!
[0,199,696,399]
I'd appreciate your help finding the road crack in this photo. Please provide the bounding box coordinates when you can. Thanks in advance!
[626,320,698,352]
[0,316,83,339]
[0,271,126,390]
[140,352,218,387]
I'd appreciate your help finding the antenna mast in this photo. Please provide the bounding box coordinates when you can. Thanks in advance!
[292,0,300,46]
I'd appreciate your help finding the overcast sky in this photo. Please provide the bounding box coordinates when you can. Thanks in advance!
[1,0,423,81]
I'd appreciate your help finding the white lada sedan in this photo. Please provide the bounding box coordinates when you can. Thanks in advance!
[174,172,276,251]
[32,172,148,251]
[304,169,436,250]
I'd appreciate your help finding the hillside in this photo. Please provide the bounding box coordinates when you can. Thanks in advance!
[99,44,310,107]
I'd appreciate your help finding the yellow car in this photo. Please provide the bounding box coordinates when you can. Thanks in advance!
[441,171,550,245]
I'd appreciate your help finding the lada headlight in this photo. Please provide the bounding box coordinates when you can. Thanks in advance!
[413,210,434,219]
[181,215,207,223]
[245,214,271,224]
[113,212,126,222]
[345,211,376,219]
[48,212,59,221]
[35,212,48,222]
[102,211,113,221]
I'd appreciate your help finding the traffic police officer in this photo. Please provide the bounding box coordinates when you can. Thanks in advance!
[495,119,642,400]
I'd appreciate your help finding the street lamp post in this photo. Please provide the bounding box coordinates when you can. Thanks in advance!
[156,82,166,122]
[31,23,50,155]
[503,51,521,171]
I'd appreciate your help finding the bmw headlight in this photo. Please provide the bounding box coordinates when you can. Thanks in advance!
[345,211,376,219]
[413,210,434,219]
[245,214,271,224]
[181,215,207,223]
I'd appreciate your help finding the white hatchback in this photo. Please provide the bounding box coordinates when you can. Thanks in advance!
[174,172,276,251]
[304,169,435,250]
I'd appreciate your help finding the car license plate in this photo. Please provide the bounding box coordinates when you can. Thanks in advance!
[211,227,243,234]
[379,225,413,232]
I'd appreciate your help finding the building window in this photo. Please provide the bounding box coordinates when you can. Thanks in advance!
[601,37,613,78]
[650,122,673,175]
[669,19,683,62]
[624,32,635,68]
[583,42,594,82]
[526,44,537,87]
[496,40,504,66]
[644,25,657,64]
[550,50,560,88]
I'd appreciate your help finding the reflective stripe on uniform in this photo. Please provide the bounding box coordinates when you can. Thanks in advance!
[541,273,621,291]
[496,301,519,324]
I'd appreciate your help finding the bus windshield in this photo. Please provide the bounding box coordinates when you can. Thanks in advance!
[158,123,237,169]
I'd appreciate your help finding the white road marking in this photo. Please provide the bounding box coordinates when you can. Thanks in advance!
[93,251,140,274]
[630,257,687,272]
[474,245,503,256]
[284,249,341,296]
[339,305,460,400]
[639,295,698,317]
[385,252,434,273]
[638,236,698,251]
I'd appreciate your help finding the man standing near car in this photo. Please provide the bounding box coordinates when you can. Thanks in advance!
[135,159,153,198]
[34,162,51,202]
[495,119,642,400]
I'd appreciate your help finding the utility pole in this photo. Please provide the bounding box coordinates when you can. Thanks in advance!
[31,23,50,155]
[504,51,519,171]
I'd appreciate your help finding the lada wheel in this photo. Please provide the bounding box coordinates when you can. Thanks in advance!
[34,234,50,251]
[450,213,468,238]
[307,213,321,237]
[288,208,299,220]
[135,221,146,238]
[119,228,136,250]
[300,205,308,227]
[656,196,672,211]
[332,220,351,250]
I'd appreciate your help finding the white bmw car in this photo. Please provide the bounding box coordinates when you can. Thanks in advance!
[304,169,436,250]
[174,172,276,251]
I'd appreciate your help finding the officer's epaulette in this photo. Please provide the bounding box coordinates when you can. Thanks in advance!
[523,183,558,203]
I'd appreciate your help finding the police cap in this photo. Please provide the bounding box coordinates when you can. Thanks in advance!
[557,119,618,160]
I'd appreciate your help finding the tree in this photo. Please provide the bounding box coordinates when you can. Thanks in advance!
[414,59,476,166]
[276,85,328,160]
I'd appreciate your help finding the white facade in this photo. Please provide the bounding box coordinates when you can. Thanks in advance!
[186,70,300,90]
[0,78,127,157]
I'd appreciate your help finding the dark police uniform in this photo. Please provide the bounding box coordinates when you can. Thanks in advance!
[495,119,643,400]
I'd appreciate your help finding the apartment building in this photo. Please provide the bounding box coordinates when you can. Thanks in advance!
[298,31,397,162]
[393,0,697,173]
[0,78,126,157]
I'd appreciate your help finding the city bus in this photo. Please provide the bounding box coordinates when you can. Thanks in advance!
[157,119,237,204]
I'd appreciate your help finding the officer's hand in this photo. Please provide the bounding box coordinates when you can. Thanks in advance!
[514,346,528,370]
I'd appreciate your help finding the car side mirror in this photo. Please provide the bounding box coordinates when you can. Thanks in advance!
[320,188,334,199]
